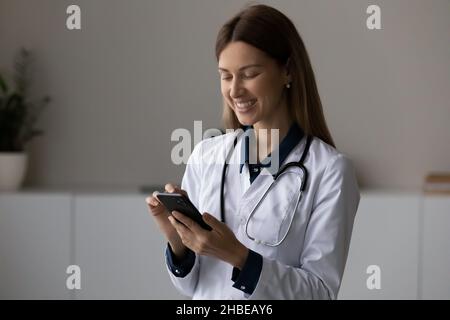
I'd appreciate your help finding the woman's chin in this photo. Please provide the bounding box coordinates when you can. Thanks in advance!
[236,113,259,126]
[237,118,257,126]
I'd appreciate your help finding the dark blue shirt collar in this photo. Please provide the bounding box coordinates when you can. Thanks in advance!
[239,122,304,175]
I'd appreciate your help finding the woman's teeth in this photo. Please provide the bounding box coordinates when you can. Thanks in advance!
[235,99,257,110]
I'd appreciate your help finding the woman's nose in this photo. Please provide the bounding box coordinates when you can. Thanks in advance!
[230,78,245,98]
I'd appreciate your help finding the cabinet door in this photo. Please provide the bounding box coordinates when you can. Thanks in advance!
[422,196,450,299]
[339,193,420,299]
[0,193,72,299]
[74,194,184,299]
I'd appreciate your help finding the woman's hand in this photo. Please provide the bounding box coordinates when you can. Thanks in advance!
[146,183,189,259]
[168,211,249,269]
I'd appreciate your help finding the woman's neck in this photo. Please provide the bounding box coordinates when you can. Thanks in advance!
[252,105,292,162]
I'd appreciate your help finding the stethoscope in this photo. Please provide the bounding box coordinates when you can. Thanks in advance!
[220,131,313,246]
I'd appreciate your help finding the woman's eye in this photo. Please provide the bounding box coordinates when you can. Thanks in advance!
[220,73,259,81]
[243,73,259,79]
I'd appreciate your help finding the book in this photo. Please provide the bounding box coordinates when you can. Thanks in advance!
[424,173,450,195]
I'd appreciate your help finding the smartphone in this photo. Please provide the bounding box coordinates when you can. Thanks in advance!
[156,192,212,231]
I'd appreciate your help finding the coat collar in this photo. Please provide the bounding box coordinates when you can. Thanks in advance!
[239,123,304,181]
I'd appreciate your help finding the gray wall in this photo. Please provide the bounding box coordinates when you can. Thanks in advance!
[0,0,449,190]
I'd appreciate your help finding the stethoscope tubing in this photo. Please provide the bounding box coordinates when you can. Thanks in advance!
[219,132,313,245]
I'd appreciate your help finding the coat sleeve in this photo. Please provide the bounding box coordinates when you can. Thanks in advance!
[248,154,360,300]
[165,139,205,298]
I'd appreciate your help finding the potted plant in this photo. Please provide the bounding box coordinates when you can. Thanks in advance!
[0,48,50,191]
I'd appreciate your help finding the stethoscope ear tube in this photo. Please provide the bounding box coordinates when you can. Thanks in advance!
[273,135,312,191]
[275,162,308,192]
[220,132,241,223]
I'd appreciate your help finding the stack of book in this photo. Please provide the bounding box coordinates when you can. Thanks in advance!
[424,172,450,195]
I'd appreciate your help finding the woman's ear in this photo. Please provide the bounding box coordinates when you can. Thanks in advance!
[285,57,291,69]
[284,57,292,82]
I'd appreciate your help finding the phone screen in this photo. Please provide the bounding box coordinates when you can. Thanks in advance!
[156,193,212,231]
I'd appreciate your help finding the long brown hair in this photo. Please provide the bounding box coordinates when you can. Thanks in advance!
[215,4,335,148]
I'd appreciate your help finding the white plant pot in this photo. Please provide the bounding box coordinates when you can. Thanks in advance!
[0,152,28,192]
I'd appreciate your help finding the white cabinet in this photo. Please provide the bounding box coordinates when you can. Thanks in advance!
[421,196,450,299]
[1,190,449,299]
[339,192,420,299]
[73,194,183,299]
[0,191,183,300]
[0,193,72,299]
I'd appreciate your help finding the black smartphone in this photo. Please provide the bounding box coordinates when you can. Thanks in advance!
[156,192,212,231]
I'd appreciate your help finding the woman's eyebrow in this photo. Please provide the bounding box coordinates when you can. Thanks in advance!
[218,64,263,72]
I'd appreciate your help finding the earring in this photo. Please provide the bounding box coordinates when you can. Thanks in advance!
[286,83,291,89]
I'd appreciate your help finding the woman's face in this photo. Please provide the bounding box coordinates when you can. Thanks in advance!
[218,41,290,127]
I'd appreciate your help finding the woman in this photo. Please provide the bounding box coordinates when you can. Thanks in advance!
[146,4,360,300]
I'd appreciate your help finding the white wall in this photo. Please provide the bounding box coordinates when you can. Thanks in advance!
[0,0,449,190]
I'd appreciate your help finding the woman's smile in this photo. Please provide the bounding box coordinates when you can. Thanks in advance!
[234,99,257,113]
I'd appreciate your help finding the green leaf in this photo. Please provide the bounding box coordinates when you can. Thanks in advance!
[0,48,50,151]
[0,74,8,94]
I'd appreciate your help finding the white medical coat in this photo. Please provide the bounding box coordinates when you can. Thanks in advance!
[166,131,360,300]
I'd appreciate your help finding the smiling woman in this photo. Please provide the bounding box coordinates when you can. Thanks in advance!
[215,5,335,149]
[146,4,360,300]
[218,41,292,137]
